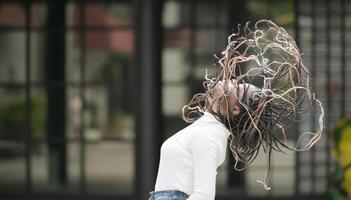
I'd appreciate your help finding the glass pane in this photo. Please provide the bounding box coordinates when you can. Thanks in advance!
[67,86,82,140]
[196,2,216,25]
[178,1,191,26]
[162,47,189,82]
[0,3,25,27]
[246,169,268,196]
[0,88,26,194]
[195,29,227,56]
[31,86,71,139]
[194,64,216,80]
[85,3,133,27]
[248,0,269,19]
[32,142,80,193]
[30,31,46,82]
[86,141,134,195]
[31,3,47,27]
[216,158,229,193]
[66,3,80,27]
[163,1,182,28]
[272,169,295,196]
[84,31,134,82]
[84,86,134,141]
[0,31,25,83]
[31,31,82,83]
[163,28,190,49]
[299,179,312,194]
[26,87,83,140]
[300,165,311,178]
[315,178,326,193]
[248,0,294,27]
[31,87,80,193]
[162,84,188,116]
[66,31,81,82]
[272,141,296,167]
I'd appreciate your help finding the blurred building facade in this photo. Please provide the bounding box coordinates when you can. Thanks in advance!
[0,0,349,199]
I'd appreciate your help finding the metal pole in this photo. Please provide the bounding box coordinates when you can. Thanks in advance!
[310,0,317,194]
[78,0,87,195]
[325,0,331,186]
[226,0,247,193]
[45,0,67,186]
[134,0,163,199]
[24,0,33,195]
[293,0,301,195]
[340,0,346,119]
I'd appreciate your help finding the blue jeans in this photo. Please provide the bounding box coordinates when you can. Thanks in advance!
[148,190,189,200]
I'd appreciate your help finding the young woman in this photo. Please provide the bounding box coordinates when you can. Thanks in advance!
[148,20,324,200]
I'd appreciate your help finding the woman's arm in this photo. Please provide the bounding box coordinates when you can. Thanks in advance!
[187,130,220,200]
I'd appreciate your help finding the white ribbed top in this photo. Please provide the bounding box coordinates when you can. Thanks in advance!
[154,111,230,200]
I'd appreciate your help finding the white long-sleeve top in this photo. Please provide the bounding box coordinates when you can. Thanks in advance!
[154,111,230,200]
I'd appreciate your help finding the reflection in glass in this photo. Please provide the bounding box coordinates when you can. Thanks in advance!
[0,32,25,83]
[86,141,134,195]
[0,3,25,26]
[32,142,80,194]
[85,3,133,27]
[0,88,26,194]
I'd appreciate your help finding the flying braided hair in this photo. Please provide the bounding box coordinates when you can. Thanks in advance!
[181,19,324,190]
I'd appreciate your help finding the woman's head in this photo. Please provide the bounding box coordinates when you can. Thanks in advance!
[182,19,324,190]
[207,80,261,119]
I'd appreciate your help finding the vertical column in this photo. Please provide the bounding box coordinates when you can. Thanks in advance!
[226,0,247,191]
[24,0,32,194]
[311,0,317,193]
[78,0,86,194]
[340,0,346,118]
[325,0,331,187]
[189,0,197,95]
[135,0,163,199]
[294,0,300,195]
[45,0,67,186]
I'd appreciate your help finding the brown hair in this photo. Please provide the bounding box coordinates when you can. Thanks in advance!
[181,19,324,190]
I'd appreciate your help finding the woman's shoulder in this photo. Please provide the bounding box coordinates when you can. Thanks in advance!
[173,113,230,145]
[190,122,229,145]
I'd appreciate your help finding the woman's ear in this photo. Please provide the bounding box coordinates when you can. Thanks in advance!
[233,105,240,115]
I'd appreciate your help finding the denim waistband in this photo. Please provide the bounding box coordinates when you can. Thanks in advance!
[148,189,189,199]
